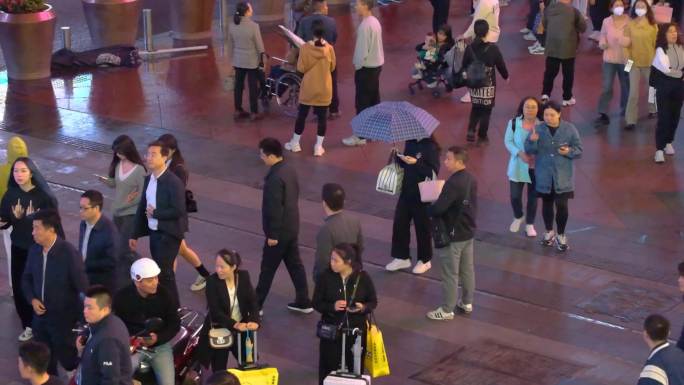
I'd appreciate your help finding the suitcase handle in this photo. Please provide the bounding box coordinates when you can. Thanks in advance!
[237,330,258,367]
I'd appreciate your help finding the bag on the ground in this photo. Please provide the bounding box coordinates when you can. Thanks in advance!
[376,150,404,195]
[464,44,490,89]
[418,170,445,203]
[365,314,390,378]
[228,331,279,384]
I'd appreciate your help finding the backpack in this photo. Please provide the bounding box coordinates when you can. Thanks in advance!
[464,44,490,89]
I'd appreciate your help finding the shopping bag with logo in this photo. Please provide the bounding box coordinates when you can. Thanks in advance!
[376,150,403,196]
[364,314,390,378]
[418,170,444,203]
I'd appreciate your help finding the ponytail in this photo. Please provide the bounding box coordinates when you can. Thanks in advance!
[234,2,249,25]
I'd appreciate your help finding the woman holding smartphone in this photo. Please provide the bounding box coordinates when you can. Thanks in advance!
[99,135,146,285]
[525,101,582,252]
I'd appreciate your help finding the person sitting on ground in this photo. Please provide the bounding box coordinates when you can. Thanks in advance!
[18,341,65,385]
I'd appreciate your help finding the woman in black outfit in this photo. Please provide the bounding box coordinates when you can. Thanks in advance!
[461,19,509,143]
[198,249,260,371]
[313,243,377,385]
[157,134,211,292]
[0,157,60,342]
[386,135,440,275]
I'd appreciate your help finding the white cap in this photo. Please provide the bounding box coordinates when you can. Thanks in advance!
[130,258,161,281]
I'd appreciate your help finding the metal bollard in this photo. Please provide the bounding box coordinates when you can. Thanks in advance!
[219,0,227,35]
[142,9,154,52]
[61,26,72,50]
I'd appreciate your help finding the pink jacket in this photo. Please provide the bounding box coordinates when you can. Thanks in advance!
[599,16,628,64]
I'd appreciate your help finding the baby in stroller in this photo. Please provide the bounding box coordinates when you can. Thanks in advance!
[410,25,455,89]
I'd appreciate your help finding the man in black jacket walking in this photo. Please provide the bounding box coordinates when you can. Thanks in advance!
[79,190,120,293]
[256,138,312,314]
[22,209,89,375]
[426,146,477,321]
[129,140,188,308]
[77,285,132,385]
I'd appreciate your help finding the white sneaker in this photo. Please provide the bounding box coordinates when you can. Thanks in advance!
[530,46,545,55]
[509,217,524,233]
[520,27,531,34]
[426,307,454,320]
[525,224,537,237]
[665,143,675,155]
[411,73,422,80]
[190,275,206,291]
[655,150,665,163]
[385,258,411,272]
[426,81,438,89]
[562,97,576,106]
[457,301,473,314]
[541,94,550,102]
[313,145,325,157]
[284,140,302,152]
[412,261,432,274]
[528,41,541,51]
[18,327,33,342]
[342,135,367,147]
[523,32,537,41]
[460,93,471,103]
[588,31,600,41]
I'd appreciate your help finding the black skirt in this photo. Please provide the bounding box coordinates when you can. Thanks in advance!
[538,185,574,200]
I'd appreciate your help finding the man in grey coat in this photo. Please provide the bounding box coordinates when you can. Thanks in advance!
[313,183,364,282]
[541,0,587,106]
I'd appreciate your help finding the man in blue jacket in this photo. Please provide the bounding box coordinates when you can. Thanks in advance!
[22,209,88,375]
[79,190,120,293]
[638,314,684,385]
[77,285,132,385]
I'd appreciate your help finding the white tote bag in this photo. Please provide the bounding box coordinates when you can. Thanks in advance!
[376,151,404,195]
[418,171,445,202]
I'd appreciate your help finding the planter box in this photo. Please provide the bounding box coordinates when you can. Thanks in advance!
[170,0,215,40]
[0,4,56,80]
[82,0,142,47]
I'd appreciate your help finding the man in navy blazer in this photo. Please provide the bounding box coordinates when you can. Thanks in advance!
[79,190,120,293]
[130,140,187,308]
[22,209,88,375]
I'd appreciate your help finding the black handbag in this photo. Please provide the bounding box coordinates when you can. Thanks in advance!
[185,190,198,213]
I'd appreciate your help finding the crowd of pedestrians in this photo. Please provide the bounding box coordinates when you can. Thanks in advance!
[5,0,684,384]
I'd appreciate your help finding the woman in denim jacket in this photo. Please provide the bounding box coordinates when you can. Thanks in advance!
[525,100,582,252]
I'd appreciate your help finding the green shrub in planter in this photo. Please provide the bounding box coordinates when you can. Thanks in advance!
[0,0,48,13]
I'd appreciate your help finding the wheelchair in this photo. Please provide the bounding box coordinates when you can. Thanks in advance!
[259,54,302,118]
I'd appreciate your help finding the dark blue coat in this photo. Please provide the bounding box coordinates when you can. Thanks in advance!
[132,170,188,241]
[79,215,120,292]
[524,120,582,194]
[22,238,88,323]
[79,313,133,385]
[638,342,684,385]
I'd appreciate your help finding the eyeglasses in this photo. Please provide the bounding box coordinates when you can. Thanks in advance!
[79,206,94,211]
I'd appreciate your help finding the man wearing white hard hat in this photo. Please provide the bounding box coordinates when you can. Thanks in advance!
[112,258,180,385]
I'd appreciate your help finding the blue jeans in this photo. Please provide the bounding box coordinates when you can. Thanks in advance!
[131,342,174,385]
[598,62,629,115]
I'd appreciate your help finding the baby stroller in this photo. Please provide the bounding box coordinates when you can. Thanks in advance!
[408,42,451,98]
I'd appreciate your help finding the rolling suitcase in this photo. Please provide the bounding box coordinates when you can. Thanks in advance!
[323,330,371,385]
[227,331,279,385]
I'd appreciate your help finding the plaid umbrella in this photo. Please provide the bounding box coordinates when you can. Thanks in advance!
[351,101,440,143]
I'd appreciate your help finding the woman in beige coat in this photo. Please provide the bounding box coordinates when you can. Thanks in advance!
[230,2,265,121]
[284,23,336,157]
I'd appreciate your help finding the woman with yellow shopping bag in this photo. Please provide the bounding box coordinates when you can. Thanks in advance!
[313,243,378,385]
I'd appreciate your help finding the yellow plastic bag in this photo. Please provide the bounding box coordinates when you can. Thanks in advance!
[364,317,390,378]
[227,367,279,385]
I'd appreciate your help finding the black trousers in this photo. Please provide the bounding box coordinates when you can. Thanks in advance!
[391,198,432,262]
[33,315,79,375]
[429,0,451,34]
[209,332,249,371]
[354,67,382,115]
[318,329,367,385]
[467,104,493,139]
[526,0,540,30]
[234,67,259,114]
[11,245,33,329]
[149,231,182,308]
[542,57,576,100]
[655,77,684,150]
[330,68,340,114]
[255,238,310,308]
[542,194,569,234]
[589,0,610,31]
[510,169,538,225]
[295,104,328,136]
